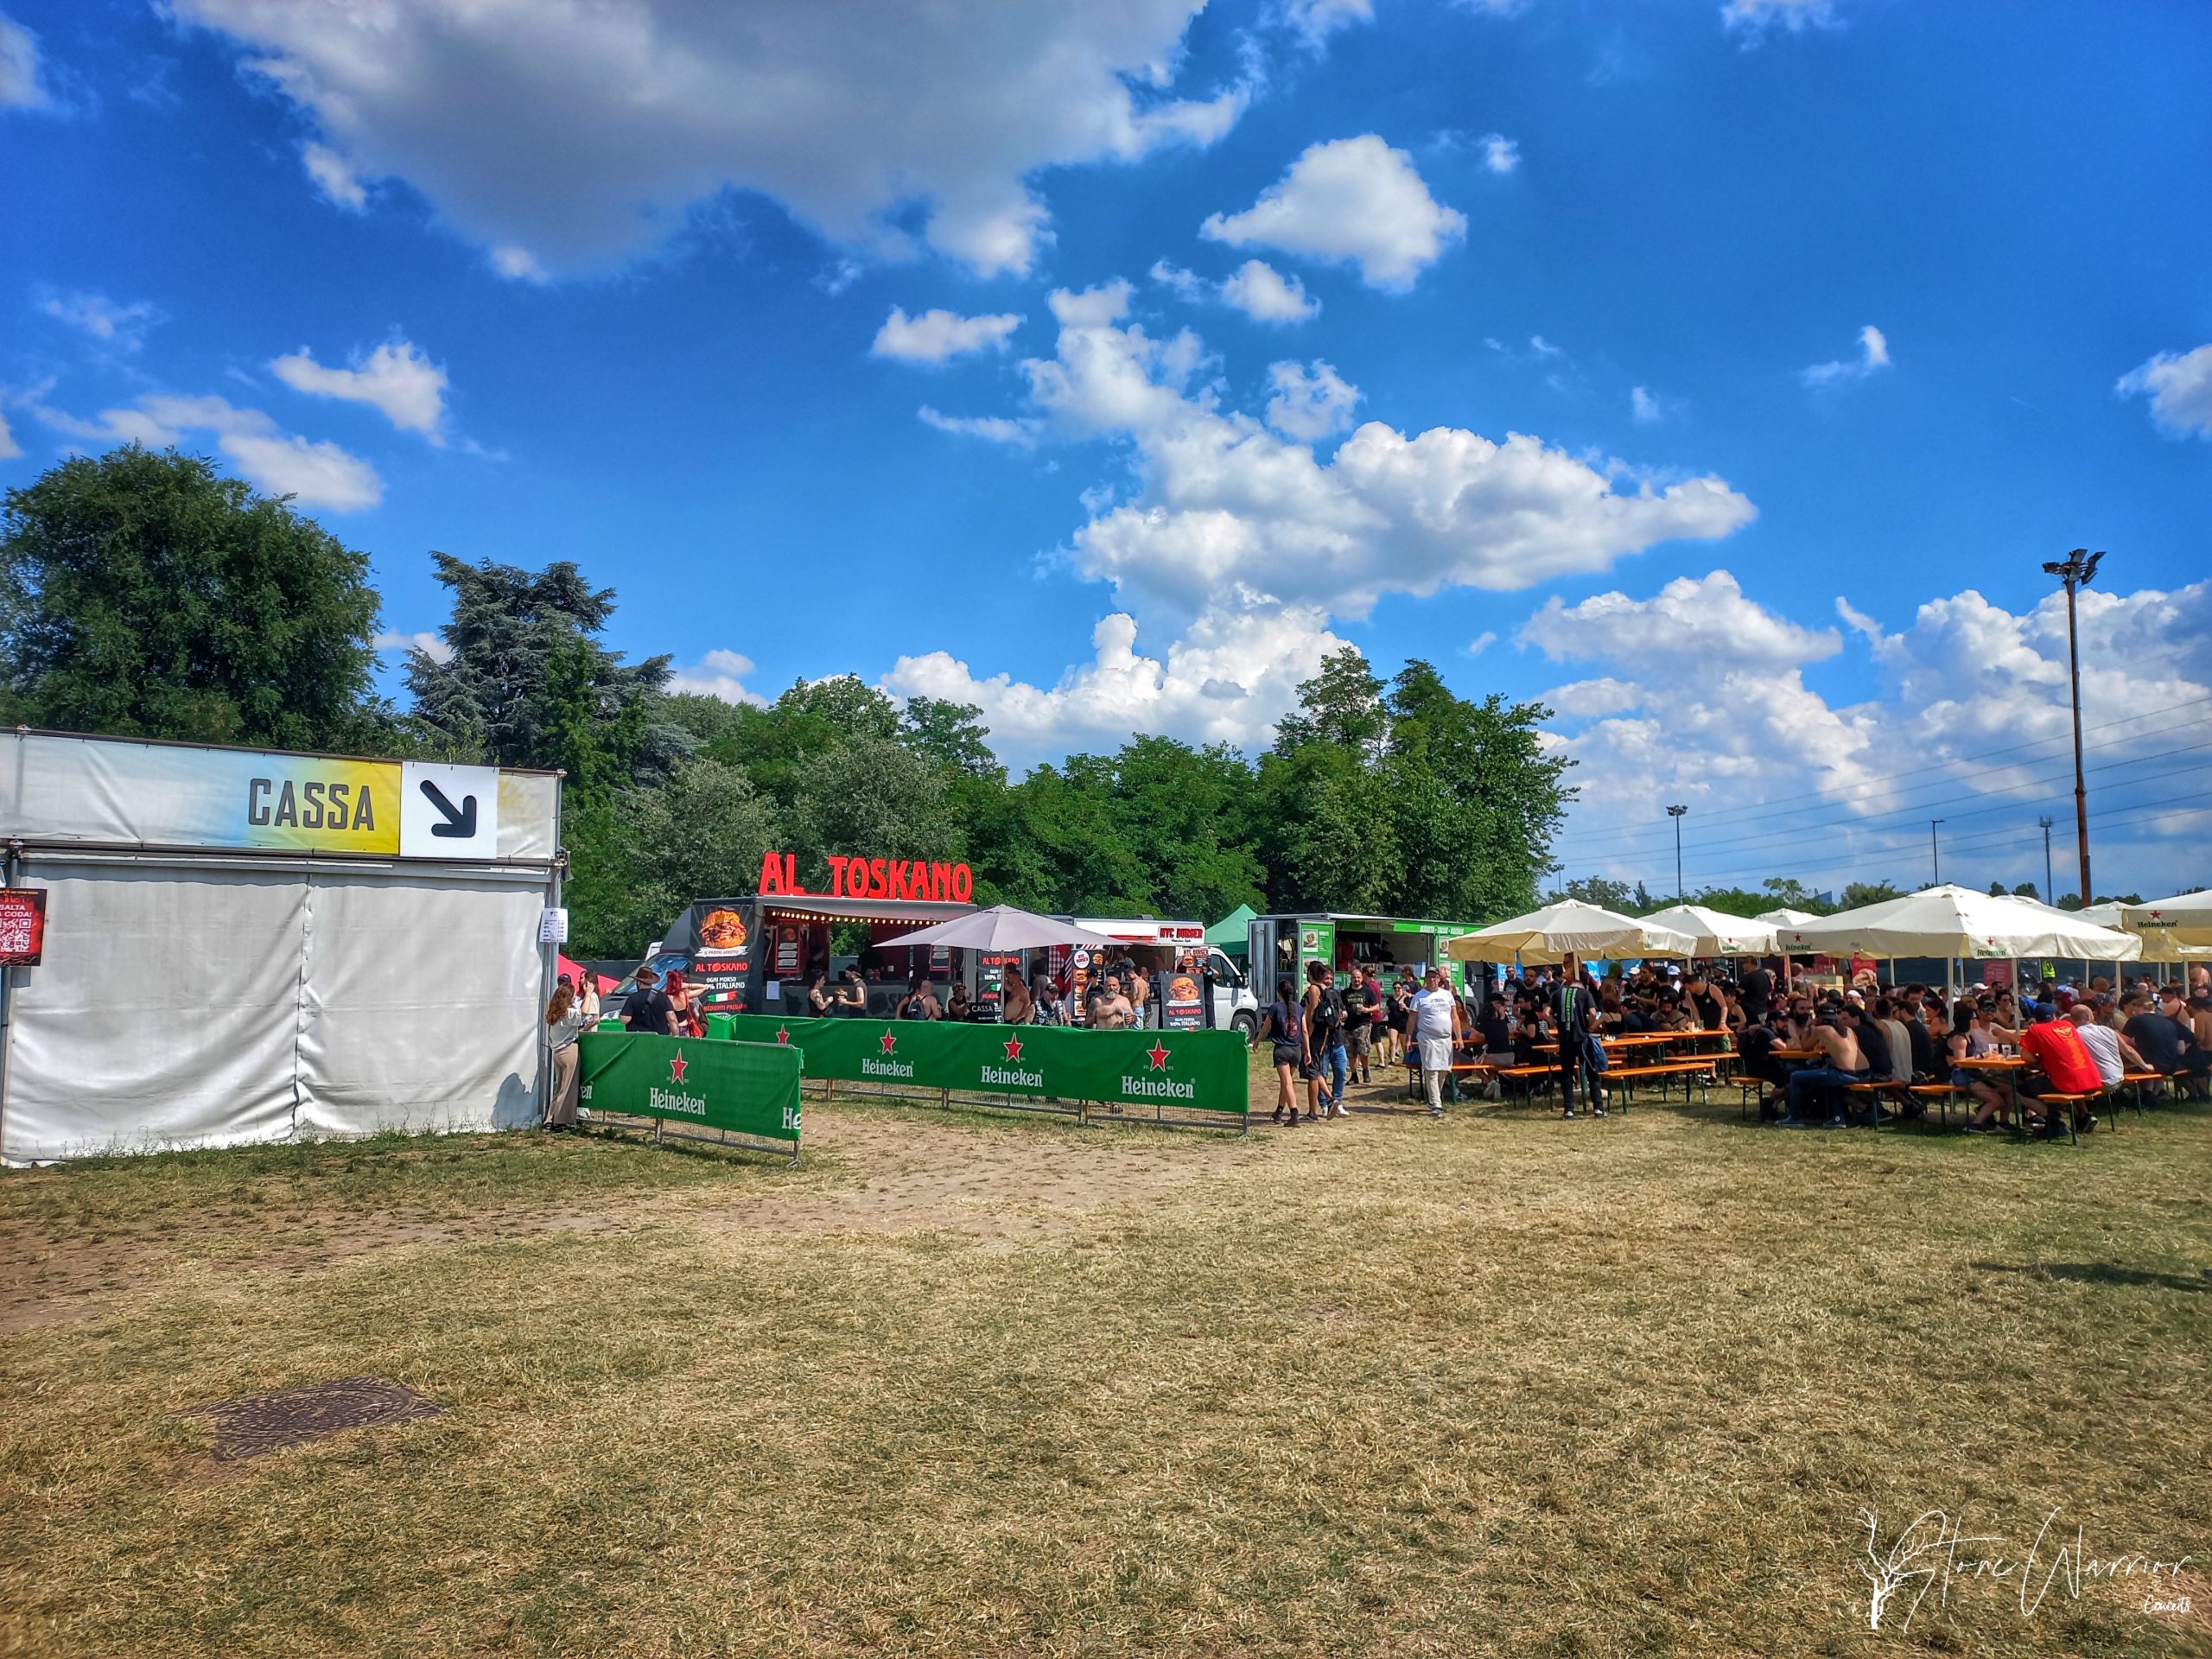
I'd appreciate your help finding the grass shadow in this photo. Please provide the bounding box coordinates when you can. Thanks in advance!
[1967,1259,2211,1294]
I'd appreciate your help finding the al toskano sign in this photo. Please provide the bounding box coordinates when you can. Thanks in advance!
[715,1016,1247,1117]
[576,1032,803,1145]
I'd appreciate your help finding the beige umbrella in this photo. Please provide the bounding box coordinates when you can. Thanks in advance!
[1637,903,1778,957]
[1446,899,1699,965]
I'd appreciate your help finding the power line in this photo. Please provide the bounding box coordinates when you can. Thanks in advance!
[1554,691,2212,854]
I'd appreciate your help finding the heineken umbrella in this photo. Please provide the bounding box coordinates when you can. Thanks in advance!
[1446,898,1699,965]
[887,905,1128,952]
[2118,889,2212,950]
[1755,906,1821,927]
[1636,903,1777,957]
[1777,885,2140,961]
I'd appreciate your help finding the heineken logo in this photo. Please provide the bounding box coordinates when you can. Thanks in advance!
[981,1063,1043,1088]
[861,1056,914,1078]
[648,1084,708,1117]
[880,1029,899,1055]
[1145,1040,1172,1071]
[668,1052,689,1082]
[1003,1035,1024,1061]
[1120,1073,1195,1100]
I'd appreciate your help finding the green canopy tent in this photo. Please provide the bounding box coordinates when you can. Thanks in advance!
[1205,904,1256,960]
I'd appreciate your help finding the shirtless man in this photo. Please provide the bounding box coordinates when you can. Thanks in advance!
[1091,972,1136,1031]
[1782,1012,1867,1128]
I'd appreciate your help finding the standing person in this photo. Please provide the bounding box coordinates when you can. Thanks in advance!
[618,966,677,1035]
[576,971,602,1025]
[1304,962,1350,1119]
[1389,971,1417,1065]
[664,969,702,1037]
[836,967,869,1016]
[1030,969,1064,1026]
[1552,952,1606,1119]
[1001,968,1034,1027]
[1092,972,1136,1031]
[947,982,972,1021]
[1341,969,1374,1086]
[1363,967,1390,1068]
[1411,967,1462,1119]
[1258,976,1310,1126]
[1126,968,1151,1028]
[543,978,591,1129]
[805,970,836,1018]
[899,977,944,1020]
[1739,960,1775,1027]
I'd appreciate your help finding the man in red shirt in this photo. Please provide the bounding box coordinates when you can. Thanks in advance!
[2019,1017,2104,1136]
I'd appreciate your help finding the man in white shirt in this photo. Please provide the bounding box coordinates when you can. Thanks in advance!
[1411,967,1464,1120]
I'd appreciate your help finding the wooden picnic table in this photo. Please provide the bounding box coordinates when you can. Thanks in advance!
[1954,1053,2030,1136]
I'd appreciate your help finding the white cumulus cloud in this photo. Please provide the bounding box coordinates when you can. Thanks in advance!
[1282,0,1374,48]
[1219,259,1319,323]
[1802,323,1890,387]
[884,606,1350,762]
[668,647,769,707]
[302,141,368,210]
[1200,134,1466,291]
[1263,358,1360,440]
[1478,132,1520,174]
[0,10,48,108]
[1723,0,1840,35]
[372,629,454,664]
[870,306,1023,364]
[0,409,20,461]
[168,0,1248,279]
[33,391,382,511]
[917,405,1040,448]
[270,340,449,441]
[36,289,163,350]
[2117,343,2212,439]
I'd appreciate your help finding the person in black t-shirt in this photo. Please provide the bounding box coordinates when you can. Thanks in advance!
[619,966,677,1035]
[1738,964,1774,1025]
[2123,988,2212,1090]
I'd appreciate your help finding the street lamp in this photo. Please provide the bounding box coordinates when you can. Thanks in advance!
[1929,818,1944,887]
[2041,548,2104,904]
[1667,804,1688,904]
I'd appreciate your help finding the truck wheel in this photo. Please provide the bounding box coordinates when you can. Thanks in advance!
[1232,1012,1258,1043]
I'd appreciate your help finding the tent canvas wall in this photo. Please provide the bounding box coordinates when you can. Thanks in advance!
[0,732,560,1161]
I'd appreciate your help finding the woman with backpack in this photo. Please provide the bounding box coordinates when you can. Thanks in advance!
[1258,975,1311,1126]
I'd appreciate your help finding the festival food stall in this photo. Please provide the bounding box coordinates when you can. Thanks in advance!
[1246,912,1488,996]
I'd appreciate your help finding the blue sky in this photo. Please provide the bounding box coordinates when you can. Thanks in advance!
[4,0,2209,902]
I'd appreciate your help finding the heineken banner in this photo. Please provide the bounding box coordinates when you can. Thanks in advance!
[576,1032,803,1144]
[719,1016,1248,1119]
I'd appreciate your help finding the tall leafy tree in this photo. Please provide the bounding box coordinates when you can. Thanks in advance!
[0,445,385,749]
[899,695,1002,781]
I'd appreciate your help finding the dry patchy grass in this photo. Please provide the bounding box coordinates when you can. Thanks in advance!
[2,1075,2207,1658]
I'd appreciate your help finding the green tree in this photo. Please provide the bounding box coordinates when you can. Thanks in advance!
[1273,647,1387,756]
[0,445,385,749]
[2011,881,2040,900]
[1690,886,1777,918]
[404,551,679,780]
[1840,880,1904,908]
[1548,876,1635,910]
[784,734,957,881]
[899,696,1001,781]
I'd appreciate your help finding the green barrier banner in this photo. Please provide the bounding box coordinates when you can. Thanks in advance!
[576,1032,803,1143]
[721,1015,1248,1118]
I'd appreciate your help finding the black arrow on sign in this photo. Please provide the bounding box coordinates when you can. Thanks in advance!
[419,779,478,839]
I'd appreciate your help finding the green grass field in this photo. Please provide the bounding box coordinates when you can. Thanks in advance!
[3,1066,2207,1658]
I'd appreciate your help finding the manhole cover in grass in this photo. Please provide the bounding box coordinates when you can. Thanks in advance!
[182,1376,442,1460]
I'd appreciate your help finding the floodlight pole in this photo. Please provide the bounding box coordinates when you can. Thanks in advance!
[1666,804,1688,904]
[2037,815,2055,907]
[1929,819,1943,887]
[2044,548,2104,905]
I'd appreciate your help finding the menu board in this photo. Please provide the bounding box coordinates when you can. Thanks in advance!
[1157,969,1207,1031]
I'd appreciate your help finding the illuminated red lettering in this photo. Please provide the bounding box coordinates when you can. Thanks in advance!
[950,862,974,903]
[888,861,910,900]
[783,852,798,892]
[759,850,785,895]
[868,857,888,898]
[929,861,950,901]
[826,855,849,896]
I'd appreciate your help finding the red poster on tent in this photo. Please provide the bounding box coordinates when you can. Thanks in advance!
[0,889,47,967]
[1981,960,2014,989]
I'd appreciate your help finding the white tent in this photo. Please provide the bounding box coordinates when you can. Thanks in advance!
[1756,907,1821,926]
[1635,904,1777,957]
[889,905,1125,952]
[1777,885,2141,962]
[1446,899,1699,964]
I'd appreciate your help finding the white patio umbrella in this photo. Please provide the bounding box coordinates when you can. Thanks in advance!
[2118,890,2212,950]
[1777,885,2140,962]
[887,906,1128,952]
[1636,903,1777,957]
[1755,906,1820,927]
[1446,898,1699,964]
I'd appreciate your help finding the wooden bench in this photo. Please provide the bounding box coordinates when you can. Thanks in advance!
[1602,1058,1716,1108]
[2120,1070,2171,1113]
[1907,1083,1971,1129]
[2029,1093,2090,1143]
[1398,1057,1500,1103]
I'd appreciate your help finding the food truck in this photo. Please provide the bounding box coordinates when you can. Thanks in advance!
[630,849,977,1019]
[1245,912,1490,1001]
[1052,916,1260,1034]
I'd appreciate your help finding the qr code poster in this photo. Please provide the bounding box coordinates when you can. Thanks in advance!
[0,889,48,967]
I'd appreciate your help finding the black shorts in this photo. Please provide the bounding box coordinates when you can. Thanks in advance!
[1271,1040,1300,1068]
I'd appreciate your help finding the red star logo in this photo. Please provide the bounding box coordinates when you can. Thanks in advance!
[668,1052,688,1083]
[2150,909,2164,921]
[879,1028,898,1054]
[1145,1039,1171,1071]
[1003,1035,1024,1061]
[775,1027,791,1045]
